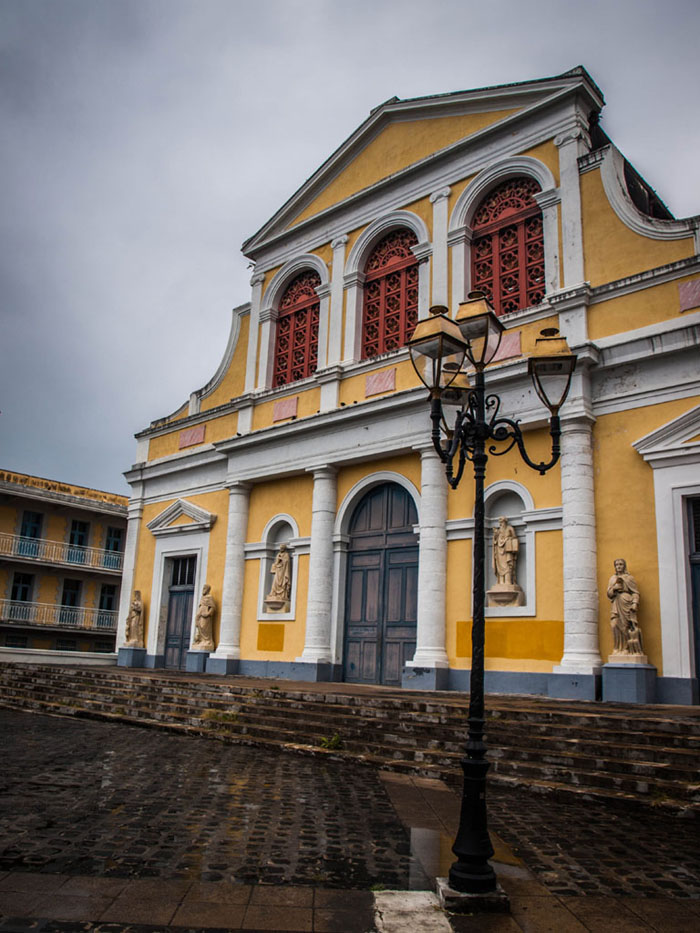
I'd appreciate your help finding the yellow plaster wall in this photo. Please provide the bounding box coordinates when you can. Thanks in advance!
[246,475,314,542]
[251,388,321,431]
[336,453,421,511]
[588,275,698,341]
[592,399,697,671]
[288,110,520,228]
[131,489,229,646]
[338,359,419,406]
[239,553,309,662]
[581,170,694,288]
[147,413,238,461]
[200,314,250,411]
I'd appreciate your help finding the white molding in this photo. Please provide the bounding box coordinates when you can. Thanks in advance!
[245,514,302,623]
[146,498,217,536]
[189,303,248,410]
[344,210,431,276]
[633,403,700,468]
[148,530,210,659]
[449,156,557,230]
[589,256,700,304]
[334,471,421,535]
[599,145,700,249]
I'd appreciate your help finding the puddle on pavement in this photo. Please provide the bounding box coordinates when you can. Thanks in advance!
[407,825,522,889]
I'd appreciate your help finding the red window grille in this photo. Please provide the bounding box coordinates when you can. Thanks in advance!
[273,270,321,387]
[471,177,545,316]
[362,229,419,359]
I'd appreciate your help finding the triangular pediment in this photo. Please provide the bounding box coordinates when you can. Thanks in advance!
[242,67,602,255]
[633,404,700,466]
[147,498,217,536]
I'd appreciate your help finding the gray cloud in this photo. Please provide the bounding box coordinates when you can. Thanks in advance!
[1,0,698,493]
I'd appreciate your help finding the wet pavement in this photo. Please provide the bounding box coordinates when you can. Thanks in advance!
[0,708,699,931]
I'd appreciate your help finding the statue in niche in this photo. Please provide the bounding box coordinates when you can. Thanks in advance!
[124,590,144,648]
[192,584,216,652]
[607,558,647,662]
[264,544,292,612]
[486,517,524,608]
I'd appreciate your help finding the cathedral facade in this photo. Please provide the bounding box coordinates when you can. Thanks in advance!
[118,67,700,704]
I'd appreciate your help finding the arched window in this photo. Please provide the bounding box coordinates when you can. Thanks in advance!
[273,270,321,387]
[471,177,544,316]
[362,229,419,359]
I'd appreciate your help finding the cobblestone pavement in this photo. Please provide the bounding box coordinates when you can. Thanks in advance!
[0,710,413,890]
[487,784,700,900]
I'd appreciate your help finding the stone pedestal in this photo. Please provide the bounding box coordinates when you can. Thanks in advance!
[117,647,146,668]
[436,877,510,913]
[264,597,290,613]
[486,584,524,608]
[185,651,210,673]
[603,663,657,704]
[402,665,449,691]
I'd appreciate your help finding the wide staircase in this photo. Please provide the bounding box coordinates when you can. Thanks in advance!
[1,662,699,815]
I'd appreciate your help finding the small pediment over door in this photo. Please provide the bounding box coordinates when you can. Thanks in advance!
[146,498,217,537]
[633,404,700,468]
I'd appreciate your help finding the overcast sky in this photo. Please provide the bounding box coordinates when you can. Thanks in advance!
[1,0,699,495]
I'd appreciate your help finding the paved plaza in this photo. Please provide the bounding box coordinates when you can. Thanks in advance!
[0,708,699,931]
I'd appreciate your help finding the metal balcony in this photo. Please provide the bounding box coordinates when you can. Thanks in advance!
[0,599,118,632]
[0,533,123,573]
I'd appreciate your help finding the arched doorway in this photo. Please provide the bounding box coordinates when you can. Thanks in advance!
[343,483,418,686]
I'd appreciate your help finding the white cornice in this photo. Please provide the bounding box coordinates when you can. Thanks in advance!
[588,256,700,304]
[633,404,700,468]
[146,498,217,536]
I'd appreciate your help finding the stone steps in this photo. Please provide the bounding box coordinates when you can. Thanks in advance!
[0,662,698,813]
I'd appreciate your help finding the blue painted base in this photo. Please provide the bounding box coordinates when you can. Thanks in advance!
[402,666,449,691]
[144,654,165,669]
[603,663,657,704]
[448,669,552,697]
[185,651,210,673]
[117,647,146,668]
[547,673,601,701]
[206,656,240,675]
[655,676,699,706]
[237,660,343,682]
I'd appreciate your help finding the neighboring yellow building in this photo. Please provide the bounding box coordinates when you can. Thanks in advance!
[0,470,128,656]
[119,68,700,704]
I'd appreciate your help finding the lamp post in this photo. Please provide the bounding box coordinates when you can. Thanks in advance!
[407,292,576,895]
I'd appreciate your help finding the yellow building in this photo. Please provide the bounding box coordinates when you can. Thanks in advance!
[0,470,127,657]
[119,68,700,704]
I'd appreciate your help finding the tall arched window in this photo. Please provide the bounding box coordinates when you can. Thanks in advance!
[471,177,544,316]
[362,229,419,359]
[273,270,321,387]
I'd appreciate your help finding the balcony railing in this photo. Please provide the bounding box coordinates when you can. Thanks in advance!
[0,533,123,572]
[0,599,118,632]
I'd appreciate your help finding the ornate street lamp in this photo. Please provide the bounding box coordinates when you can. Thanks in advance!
[408,292,576,896]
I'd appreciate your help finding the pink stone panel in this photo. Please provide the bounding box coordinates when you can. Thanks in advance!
[178,424,206,449]
[679,279,700,312]
[365,368,396,398]
[491,331,522,362]
[273,396,298,422]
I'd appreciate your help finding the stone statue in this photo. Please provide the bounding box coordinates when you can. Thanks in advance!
[124,590,144,648]
[607,558,646,661]
[264,544,292,612]
[192,584,216,652]
[487,517,524,608]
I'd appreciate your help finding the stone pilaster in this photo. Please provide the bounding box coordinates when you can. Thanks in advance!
[404,446,449,689]
[327,235,348,367]
[430,187,451,308]
[244,272,266,394]
[207,482,251,674]
[298,466,337,665]
[554,121,589,288]
[554,414,602,677]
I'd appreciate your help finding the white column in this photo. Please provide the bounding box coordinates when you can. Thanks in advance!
[256,307,276,390]
[328,235,348,366]
[298,466,337,663]
[554,414,602,674]
[533,188,562,296]
[448,226,472,311]
[555,121,588,289]
[430,187,451,307]
[209,482,251,664]
[414,251,431,320]
[342,271,364,362]
[116,498,144,647]
[244,272,266,393]
[315,283,332,371]
[410,446,449,669]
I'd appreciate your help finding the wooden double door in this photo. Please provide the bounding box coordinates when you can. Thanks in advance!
[343,483,418,686]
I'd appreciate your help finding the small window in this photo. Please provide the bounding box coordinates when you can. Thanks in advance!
[56,638,77,651]
[59,579,81,626]
[171,556,196,587]
[5,634,28,649]
[18,511,42,557]
[68,520,89,564]
[97,584,117,629]
[11,572,33,602]
[103,527,124,569]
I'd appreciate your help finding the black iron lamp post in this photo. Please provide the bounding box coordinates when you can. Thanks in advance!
[407,292,576,895]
